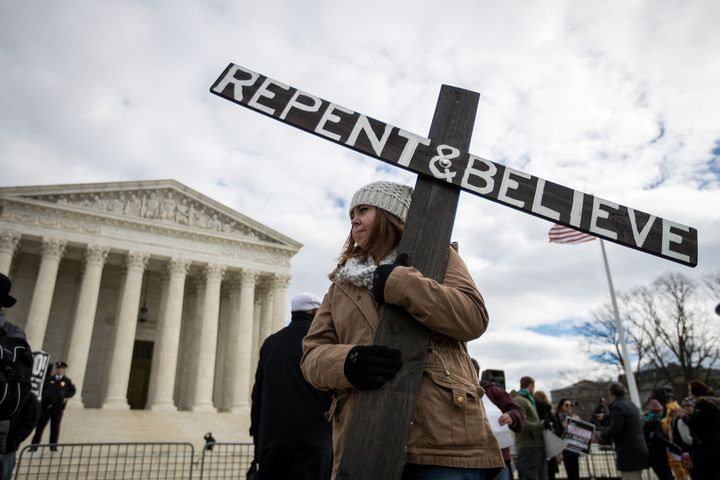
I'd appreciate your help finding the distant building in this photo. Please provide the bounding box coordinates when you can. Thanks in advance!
[552,364,720,418]
[620,363,720,404]
[551,380,611,422]
[0,180,301,412]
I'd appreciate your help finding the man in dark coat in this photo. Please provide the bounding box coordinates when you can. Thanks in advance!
[250,293,333,480]
[30,361,76,450]
[687,380,720,480]
[599,382,649,479]
[0,273,31,474]
[2,391,40,480]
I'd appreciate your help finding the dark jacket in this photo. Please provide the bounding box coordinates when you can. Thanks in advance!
[688,395,720,479]
[41,374,76,408]
[670,416,692,454]
[250,311,333,479]
[643,412,676,466]
[536,399,554,431]
[600,397,649,471]
[6,392,40,453]
[0,310,27,454]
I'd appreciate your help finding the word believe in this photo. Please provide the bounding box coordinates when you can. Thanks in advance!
[211,64,697,267]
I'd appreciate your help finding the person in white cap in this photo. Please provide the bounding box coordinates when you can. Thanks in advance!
[301,180,504,478]
[250,292,332,480]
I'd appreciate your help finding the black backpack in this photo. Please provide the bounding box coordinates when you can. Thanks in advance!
[0,332,34,420]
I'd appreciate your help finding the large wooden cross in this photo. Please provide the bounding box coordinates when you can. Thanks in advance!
[210,64,698,479]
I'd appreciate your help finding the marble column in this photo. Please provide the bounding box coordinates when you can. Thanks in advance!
[141,264,170,409]
[148,258,189,411]
[259,280,274,344]
[229,269,258,413]
[65,245,109,409]
[250,291,263,382]
[191,263,225,412]
[181,277,205,409]
[213,285,231,410]
[102,251,148,409]
[272,274,291,332]
[25,238,66,350]
[0,232,20,275]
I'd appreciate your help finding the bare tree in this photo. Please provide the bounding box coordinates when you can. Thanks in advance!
[704,272,720,314]
[631,273,720,392]
[578,272,720,395]
[578,293,648,378]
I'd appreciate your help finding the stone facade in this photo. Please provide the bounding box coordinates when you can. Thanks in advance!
[550,380,612,422]
[0,180,300,416]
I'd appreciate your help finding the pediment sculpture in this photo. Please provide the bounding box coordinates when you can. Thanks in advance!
[28,189,271,241]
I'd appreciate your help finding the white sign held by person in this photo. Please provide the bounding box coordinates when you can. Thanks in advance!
[31,351,50,402]
[481,395,513,449]
[563,417,596,455]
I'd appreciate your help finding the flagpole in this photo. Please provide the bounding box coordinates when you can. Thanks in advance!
[599,239,641,408]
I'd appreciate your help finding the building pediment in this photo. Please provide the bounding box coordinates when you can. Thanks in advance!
[0,180,301,250]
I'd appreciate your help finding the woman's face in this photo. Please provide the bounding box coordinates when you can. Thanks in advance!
[350,205,377,250]
[562,401,573,412]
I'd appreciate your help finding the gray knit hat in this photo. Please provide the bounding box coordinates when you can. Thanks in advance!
[349,181,413,222]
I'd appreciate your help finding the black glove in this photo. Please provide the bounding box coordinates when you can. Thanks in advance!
[343,345,403,390]
[371,253,409,304]
[543,419,553,430]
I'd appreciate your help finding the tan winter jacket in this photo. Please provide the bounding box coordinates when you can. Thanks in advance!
[301,247,504,476]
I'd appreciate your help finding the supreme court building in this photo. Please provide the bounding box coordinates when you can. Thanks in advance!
[0,179,301,420]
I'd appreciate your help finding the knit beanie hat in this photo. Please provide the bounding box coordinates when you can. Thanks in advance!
[349,181,413,223]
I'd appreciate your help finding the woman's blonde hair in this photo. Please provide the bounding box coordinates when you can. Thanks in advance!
[338,208,404,265]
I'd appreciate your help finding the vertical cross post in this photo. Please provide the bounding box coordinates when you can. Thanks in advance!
[337,85,481,479]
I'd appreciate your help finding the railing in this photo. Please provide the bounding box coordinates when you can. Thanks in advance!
[16,442,662,479]
[199,442,255,479]
[15,443,196,479]
[535,446,658,480]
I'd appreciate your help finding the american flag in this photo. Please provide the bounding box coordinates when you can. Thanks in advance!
[548,223,596,244]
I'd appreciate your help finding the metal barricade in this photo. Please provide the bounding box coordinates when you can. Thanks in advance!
[14,442,195,479]
[580,447,620,479]
[516,446,659,480]
[199,443,254,479]
[15,441,663,480]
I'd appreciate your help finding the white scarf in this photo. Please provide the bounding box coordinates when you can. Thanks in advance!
[334,251,397,290]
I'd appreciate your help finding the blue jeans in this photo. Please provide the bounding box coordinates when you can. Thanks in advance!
[496,465,511,480]
[402,464,500,480]
[1,451,16,480]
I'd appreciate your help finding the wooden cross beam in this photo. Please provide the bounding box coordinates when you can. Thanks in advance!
[210,64,698,268]
[210,64,698,479]
[333,86,479,479]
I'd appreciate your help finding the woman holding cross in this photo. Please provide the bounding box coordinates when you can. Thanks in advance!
[301,180,504,479]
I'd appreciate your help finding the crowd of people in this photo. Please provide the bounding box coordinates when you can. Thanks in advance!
[637,382,720,480]
[1,179,719,480]
[248,180,720,480]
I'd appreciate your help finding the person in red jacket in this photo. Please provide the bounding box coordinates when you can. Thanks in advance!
[472,359,524,480]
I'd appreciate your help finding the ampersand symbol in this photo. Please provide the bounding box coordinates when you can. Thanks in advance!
[429,145,460,182]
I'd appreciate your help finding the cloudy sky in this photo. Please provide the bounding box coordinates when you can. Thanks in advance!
[2,0,719,394]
